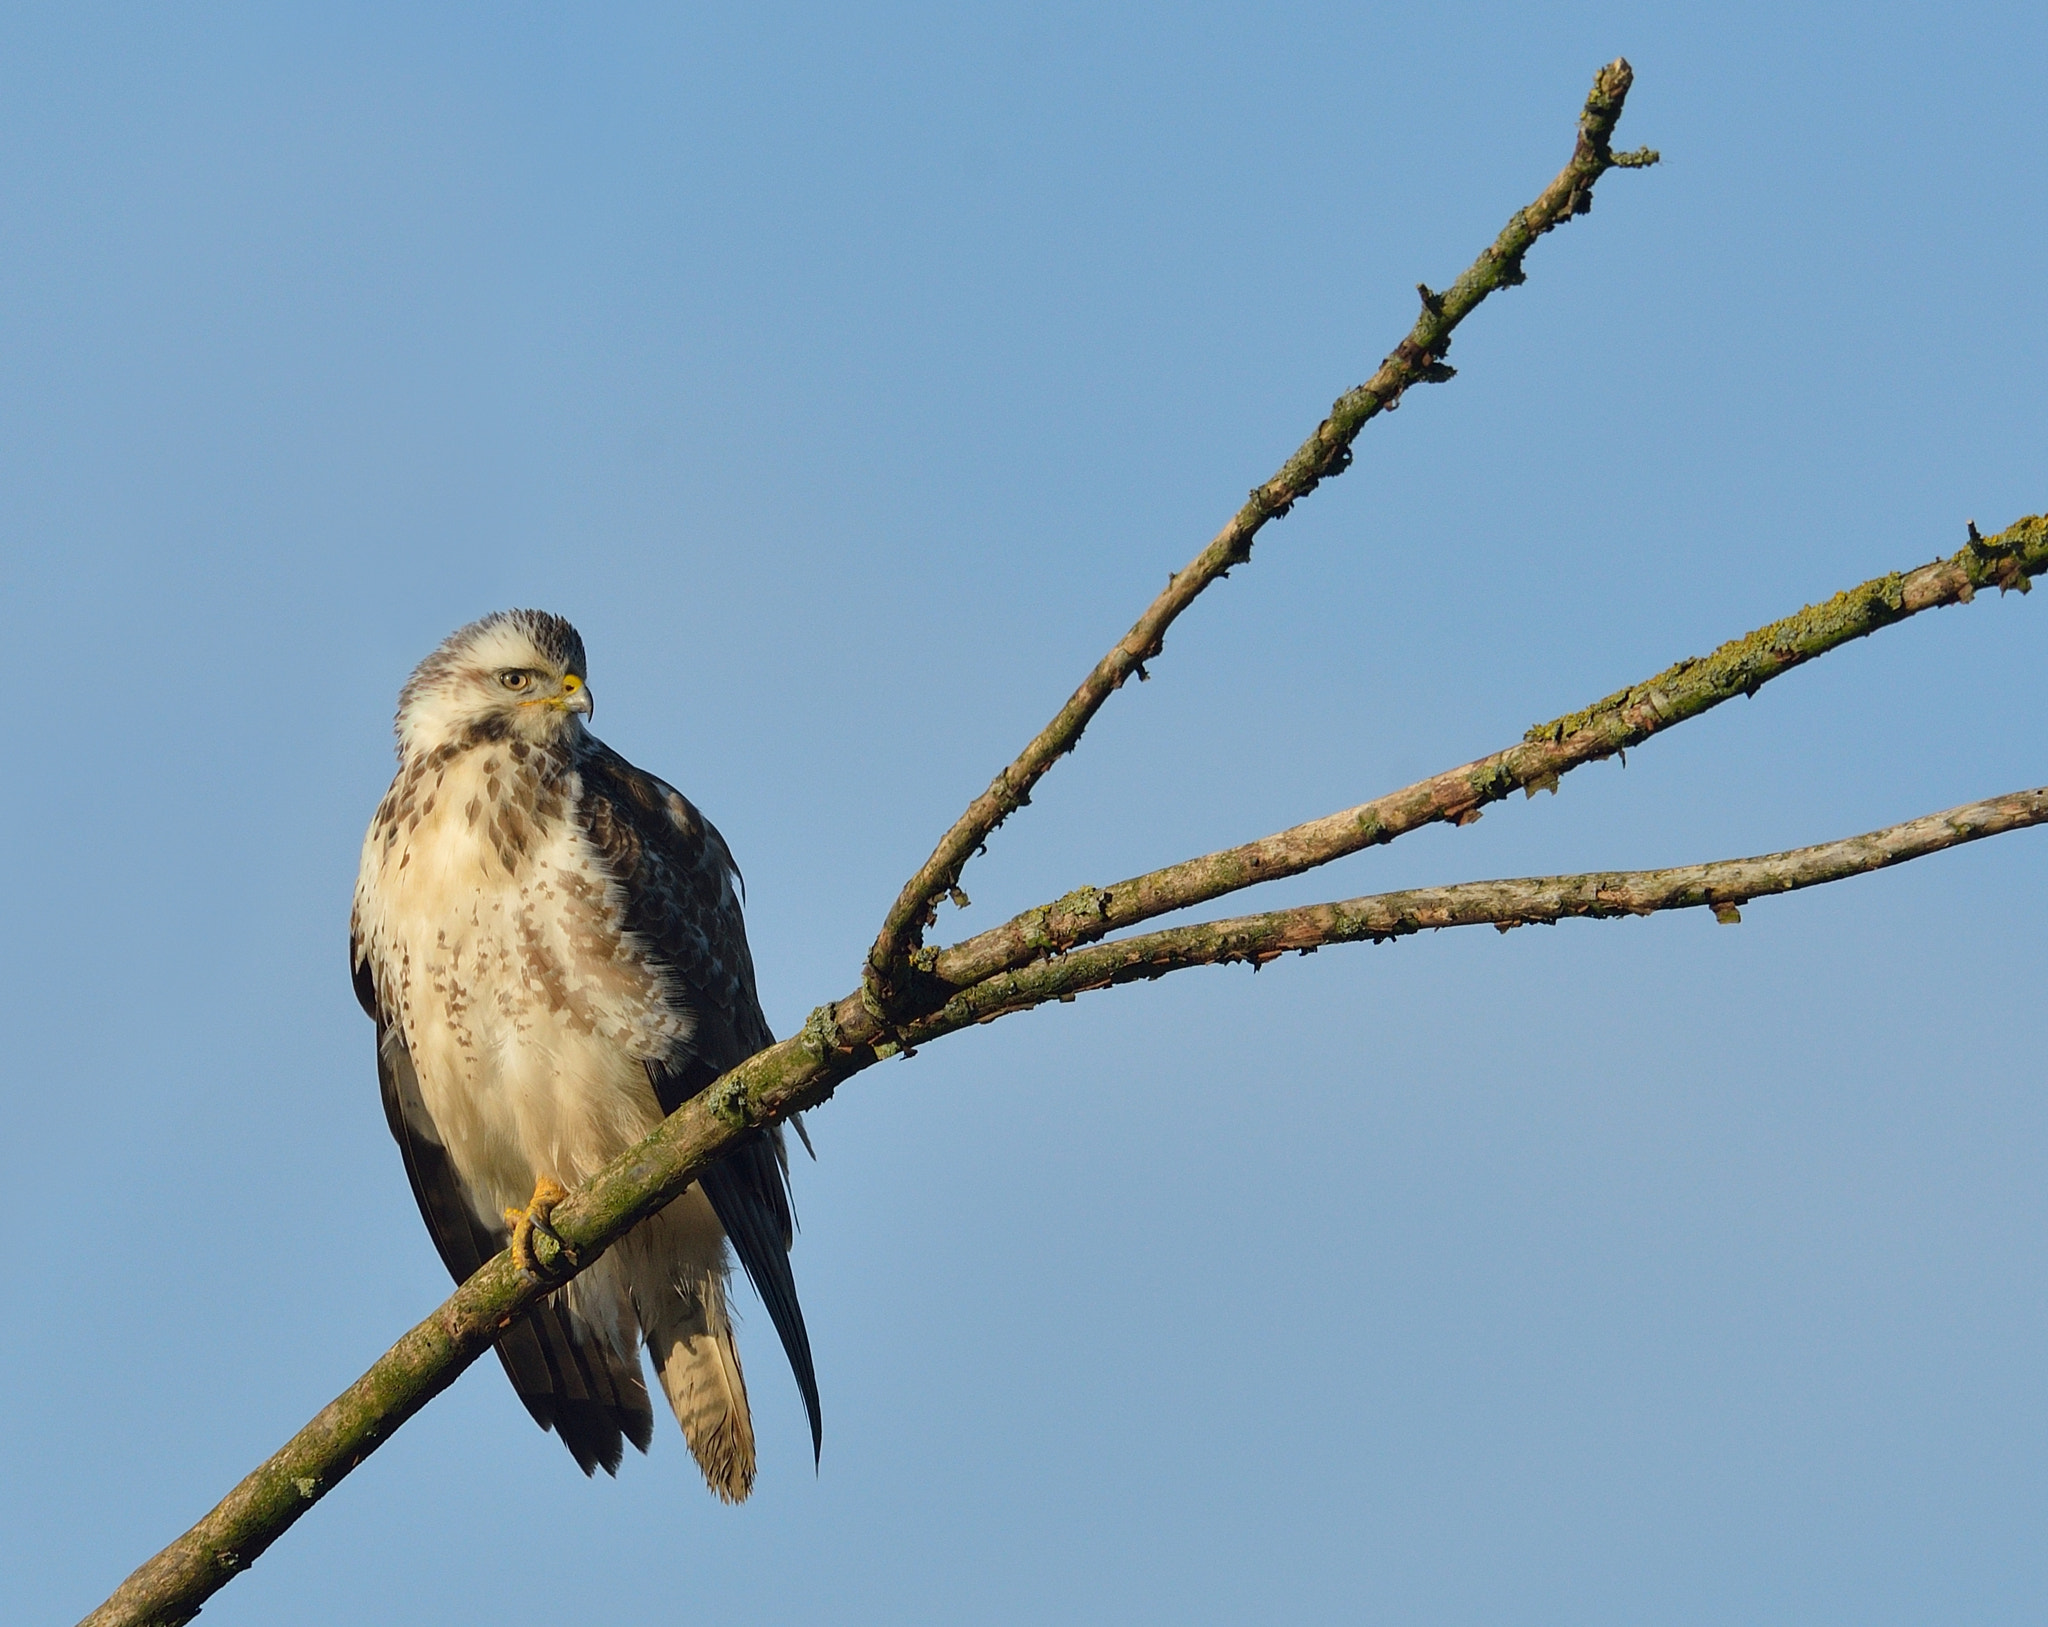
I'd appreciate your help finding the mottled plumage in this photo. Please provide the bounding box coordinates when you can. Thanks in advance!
[350,610,817,1496]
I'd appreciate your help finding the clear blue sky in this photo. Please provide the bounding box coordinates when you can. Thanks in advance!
[6,5,2045,1623]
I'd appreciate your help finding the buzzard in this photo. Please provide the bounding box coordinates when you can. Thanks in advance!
[349,610,817,1498]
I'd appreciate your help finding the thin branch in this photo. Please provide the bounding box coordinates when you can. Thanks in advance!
[83,779,2048,1627]
[864,58,1658,1009]
[931,512,2048,988]
[911,789,2048,1031]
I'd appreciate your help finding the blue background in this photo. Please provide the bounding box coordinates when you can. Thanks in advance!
[6,5,2045,1623]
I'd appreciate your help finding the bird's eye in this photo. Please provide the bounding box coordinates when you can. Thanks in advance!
[498,669,533,692]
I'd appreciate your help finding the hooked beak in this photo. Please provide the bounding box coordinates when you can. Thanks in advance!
[559,673,593,718]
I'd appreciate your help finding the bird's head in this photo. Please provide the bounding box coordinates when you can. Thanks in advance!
[394,609,593,757]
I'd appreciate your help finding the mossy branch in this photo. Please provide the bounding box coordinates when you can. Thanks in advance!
[863,58,1657,1013]
[84,774,2048,1627]
[931,512,2048,987]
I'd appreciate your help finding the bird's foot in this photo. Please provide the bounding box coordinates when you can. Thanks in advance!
[504,1176,572,1277]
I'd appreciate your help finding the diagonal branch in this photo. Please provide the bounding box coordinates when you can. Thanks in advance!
[83,506,2045,1627]
[82,781,2048,1627]
[931,512,2048,988]
[864,58,1658,1010]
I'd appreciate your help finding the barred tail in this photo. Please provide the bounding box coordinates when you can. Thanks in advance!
[644,1267,756,1501]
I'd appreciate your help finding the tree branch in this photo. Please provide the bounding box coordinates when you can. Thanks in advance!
[931,512,2048,987]
[864,57,1658,1011]
[82,59,2039,1627]
[909,789,2048,1030]
[84,782,2048,1627]
[81,490,2048,1627]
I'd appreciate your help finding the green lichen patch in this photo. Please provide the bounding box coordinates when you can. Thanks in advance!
[799,1004,844,1061]
[707,1076,752,1130]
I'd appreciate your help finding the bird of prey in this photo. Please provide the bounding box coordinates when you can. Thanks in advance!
[349,609,817,1498]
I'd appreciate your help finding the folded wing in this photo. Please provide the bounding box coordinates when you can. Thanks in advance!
[578,741,822,1460]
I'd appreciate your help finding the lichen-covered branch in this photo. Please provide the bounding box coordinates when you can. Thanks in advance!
[80,512,2048,1627]
[84,781,2048,1627]
[931,512,2048,988]
[80,1025,837,1627]
[863,58,1658,1013]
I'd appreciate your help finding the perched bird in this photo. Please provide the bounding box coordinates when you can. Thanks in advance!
[349,610,817,1498]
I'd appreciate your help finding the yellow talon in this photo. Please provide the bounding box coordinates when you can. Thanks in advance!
[505,1175,570,1275]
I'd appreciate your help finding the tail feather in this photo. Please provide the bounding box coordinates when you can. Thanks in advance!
[617,1187,759,1501]
[498,1300,654,1476]
[644,1270,756,1501]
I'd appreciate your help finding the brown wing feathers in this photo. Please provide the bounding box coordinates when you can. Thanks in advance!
[578,742,822,1460]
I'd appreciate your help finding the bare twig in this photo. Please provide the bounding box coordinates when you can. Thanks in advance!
[931,512,2048,987]
[863,58,1658,1012]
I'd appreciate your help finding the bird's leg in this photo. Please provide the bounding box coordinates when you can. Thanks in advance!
[505,1175,571,1276]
